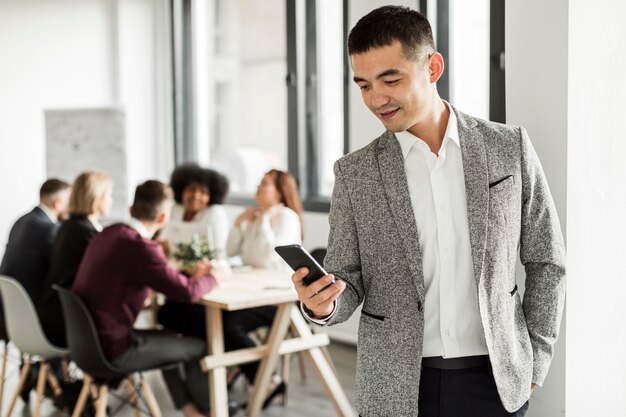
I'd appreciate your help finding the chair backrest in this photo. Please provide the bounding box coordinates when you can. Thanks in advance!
[53,285,122,379]
[0,275,67,357]
[309,247,327,268]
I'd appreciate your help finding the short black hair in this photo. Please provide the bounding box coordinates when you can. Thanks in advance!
[169,163,229,205]
[39,178,70,200]
[348,6,435,62]
[130,180,173,221]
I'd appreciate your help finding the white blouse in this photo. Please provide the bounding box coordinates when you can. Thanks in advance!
[226,205,302,270]
[162,203,229,257]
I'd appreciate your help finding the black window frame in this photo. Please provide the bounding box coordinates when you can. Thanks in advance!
[170,0,505,212]
[171,0,349,213]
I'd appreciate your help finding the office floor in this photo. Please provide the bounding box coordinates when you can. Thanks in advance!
[0,341,357,417]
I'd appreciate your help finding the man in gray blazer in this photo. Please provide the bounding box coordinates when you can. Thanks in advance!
[291,6,566,417]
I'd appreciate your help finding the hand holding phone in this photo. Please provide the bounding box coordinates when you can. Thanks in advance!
[275,244,346,319]
[274,244,328,285]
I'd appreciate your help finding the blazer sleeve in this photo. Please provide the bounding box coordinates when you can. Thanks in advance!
[518,126,567,386]
[320,160,365,327]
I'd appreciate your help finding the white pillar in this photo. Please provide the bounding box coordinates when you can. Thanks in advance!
[566,0,626,416]
[506,0,568,416]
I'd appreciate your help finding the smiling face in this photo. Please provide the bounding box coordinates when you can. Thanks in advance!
[351,40,443,133]
[182,182,210,215]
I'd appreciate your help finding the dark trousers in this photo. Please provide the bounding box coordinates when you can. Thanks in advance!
[417,364,529,417]
[222,306,277,383]
[112,330,209,412]
[158,301,277,384]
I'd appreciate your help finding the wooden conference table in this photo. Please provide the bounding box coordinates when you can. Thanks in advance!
[197,268,355,417]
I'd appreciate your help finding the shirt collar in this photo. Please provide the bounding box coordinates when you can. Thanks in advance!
[38,204,58,223]
[125,217,150,238]
[88,216,104,232]
[395,101,460,159]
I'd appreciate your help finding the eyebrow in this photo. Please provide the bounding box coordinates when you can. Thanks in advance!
[353,68,402,83]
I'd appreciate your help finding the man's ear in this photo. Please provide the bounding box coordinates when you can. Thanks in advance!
[51,197,61,212]
[157,212,167,225]
[428,52,445,84]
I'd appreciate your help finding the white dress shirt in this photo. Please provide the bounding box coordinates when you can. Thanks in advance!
[396,105,487,358]
[87,216,103,232]
[38,204,58,223]
[126,217,150,239]
[162,204,229,256]
[226,205,302,271]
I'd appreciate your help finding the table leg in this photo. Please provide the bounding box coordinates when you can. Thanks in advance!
[206,306,228,417]
[246,303,294,417]
[289,308,356,417]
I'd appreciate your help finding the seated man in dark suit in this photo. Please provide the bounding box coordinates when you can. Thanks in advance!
[72,180,230,417]
[0,179,70,403]
[0,178,70,305]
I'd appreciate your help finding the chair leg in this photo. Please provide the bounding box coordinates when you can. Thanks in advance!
[33,361,48,417]
[140,377,161,417]
[125,377,141,417]
[71,375,92,417]
[0,341,9,414]
[95,385,108,417]
[4,357,30,417]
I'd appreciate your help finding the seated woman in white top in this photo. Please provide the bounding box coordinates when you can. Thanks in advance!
[227,169,303,270]
[223,170,303,407]
[161,163,229,257]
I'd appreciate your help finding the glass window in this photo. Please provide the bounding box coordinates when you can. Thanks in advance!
[197,0,289,196]
[315,0,344,197]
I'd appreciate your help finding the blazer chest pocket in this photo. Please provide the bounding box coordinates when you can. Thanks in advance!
[489,174,514,191]
[488,174,516,211]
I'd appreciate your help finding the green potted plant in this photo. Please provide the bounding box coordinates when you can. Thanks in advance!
[172,233,218,271]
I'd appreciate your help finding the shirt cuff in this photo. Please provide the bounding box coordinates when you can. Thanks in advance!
[300,300,337,324]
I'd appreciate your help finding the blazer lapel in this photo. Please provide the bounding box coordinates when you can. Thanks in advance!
[456,109,489,287]
[377,132,425,299]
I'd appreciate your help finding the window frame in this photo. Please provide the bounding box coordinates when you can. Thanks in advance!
[170,0,505,212]
[171,0,349,213]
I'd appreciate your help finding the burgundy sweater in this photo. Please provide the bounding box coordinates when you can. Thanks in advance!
[72,223,216,360]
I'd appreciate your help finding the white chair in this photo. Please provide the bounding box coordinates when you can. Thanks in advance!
[0,276,68,417]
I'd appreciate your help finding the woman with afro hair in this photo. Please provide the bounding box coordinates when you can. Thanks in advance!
[161,163,230,256]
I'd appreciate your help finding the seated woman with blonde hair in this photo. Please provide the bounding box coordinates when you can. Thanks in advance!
[39,170,114,347]
[227,169,303,270]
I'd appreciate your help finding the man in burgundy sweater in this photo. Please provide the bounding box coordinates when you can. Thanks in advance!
[73,180,228,417]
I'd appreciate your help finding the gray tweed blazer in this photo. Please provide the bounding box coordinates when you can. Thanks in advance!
[319,108,566,416]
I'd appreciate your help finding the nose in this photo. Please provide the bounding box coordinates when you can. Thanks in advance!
[371,90,390,109]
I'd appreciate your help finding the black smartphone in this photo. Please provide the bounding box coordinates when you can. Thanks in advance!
[275,244,328,285]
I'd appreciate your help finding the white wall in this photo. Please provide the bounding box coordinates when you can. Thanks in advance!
[0,0,115,258]
[506,1,568,416]
[0,0,173,259]
[566,0,626,416]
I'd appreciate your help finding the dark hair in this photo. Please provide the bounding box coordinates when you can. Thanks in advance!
[266,169,304,238]
[130,180,173,221]
[169,163,229,205]
[348,6,435,62]
[39,178,70,200]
